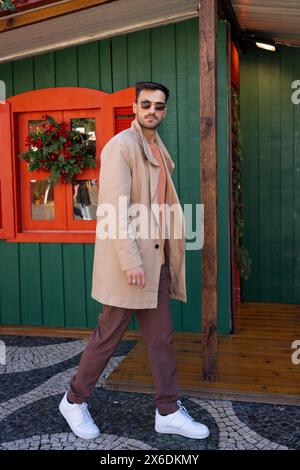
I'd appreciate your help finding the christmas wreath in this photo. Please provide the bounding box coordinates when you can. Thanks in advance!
[19,114,97,184]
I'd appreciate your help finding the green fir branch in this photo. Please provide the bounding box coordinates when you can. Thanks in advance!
[0,0,15,12]
[232,87,252,280]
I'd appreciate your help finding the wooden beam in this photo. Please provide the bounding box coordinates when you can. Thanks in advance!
[0,0,118,33]
[199,0,218,381]
[218,0,244,53]
[218,0,241,42]
[0,324,141,341]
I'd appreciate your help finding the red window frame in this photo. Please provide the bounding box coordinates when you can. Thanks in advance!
[19,110,66,232]
[0,87,135,243]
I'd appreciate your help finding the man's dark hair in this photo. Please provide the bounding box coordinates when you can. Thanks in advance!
[135,81,170,103]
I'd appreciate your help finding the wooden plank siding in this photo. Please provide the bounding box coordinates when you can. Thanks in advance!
[0,18,231,333]
[240,45,300,303]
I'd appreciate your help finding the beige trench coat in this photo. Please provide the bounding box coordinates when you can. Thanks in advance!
[91,118,187,309]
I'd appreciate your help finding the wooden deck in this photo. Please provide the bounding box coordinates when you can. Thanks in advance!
[105,303,300,405]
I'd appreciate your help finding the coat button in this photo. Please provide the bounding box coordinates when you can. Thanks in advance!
[155,244,159,249]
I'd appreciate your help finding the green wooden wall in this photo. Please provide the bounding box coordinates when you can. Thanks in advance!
[217,21,231,333]
[240,45,300,303]
[0,18,231,333]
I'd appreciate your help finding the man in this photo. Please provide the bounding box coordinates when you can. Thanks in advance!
[59,81,209,441]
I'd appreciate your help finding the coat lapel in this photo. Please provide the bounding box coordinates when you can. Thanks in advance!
[131,118,177,230]
[154,132,175,175]
[130,119,159,226]
[131,117,175,199]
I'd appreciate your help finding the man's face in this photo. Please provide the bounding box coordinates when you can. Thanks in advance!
[133,89,167,130]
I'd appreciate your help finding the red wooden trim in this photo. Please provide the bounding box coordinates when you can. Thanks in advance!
[0,180,2,231]
[0,102,15,239]
[115,106,135,134]
[18,111,67,231]
[11,110,22,237]
[3,86,135,243]
[63,108,101,231]
[8,87,108,112]
[107,87,135,106]
[106,87,136,138]
[231,41,240,90]
[7,232,96,243]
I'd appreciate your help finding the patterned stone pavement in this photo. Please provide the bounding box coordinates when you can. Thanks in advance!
[0,334,299,451]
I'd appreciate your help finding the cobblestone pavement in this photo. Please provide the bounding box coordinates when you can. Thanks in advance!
[0,334,299,451]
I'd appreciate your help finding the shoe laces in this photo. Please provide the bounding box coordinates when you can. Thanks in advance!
[177,400,194,421]
[75,402,93,425]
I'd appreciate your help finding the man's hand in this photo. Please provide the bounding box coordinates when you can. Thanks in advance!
[126,265,145,289]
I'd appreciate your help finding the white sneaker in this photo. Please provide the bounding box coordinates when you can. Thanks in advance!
[59,391,100,440]
[155,400,210,439]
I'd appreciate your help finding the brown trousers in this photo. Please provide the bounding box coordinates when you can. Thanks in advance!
[68,262,180,415]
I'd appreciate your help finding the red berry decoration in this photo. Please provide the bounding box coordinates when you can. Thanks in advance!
[18,114,96,185]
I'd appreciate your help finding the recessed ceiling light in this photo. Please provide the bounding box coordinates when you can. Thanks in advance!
[255,41,276,52]
[242,33,277,52]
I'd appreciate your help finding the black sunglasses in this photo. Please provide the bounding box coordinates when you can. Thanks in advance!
[139,100,167,111]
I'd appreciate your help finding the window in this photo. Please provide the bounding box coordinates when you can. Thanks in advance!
[0,87,135,243]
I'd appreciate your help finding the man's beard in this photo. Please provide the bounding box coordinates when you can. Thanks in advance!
[137,115,161,130]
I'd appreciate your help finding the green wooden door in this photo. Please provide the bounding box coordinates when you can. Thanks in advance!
[240,45,300,303]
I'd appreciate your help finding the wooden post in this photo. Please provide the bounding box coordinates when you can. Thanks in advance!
[199,0,218,381]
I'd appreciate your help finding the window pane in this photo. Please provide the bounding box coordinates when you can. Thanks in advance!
[30,180,54,220]
[72,180,98,220]
[70,118,96,158]
[28,119,44,134]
